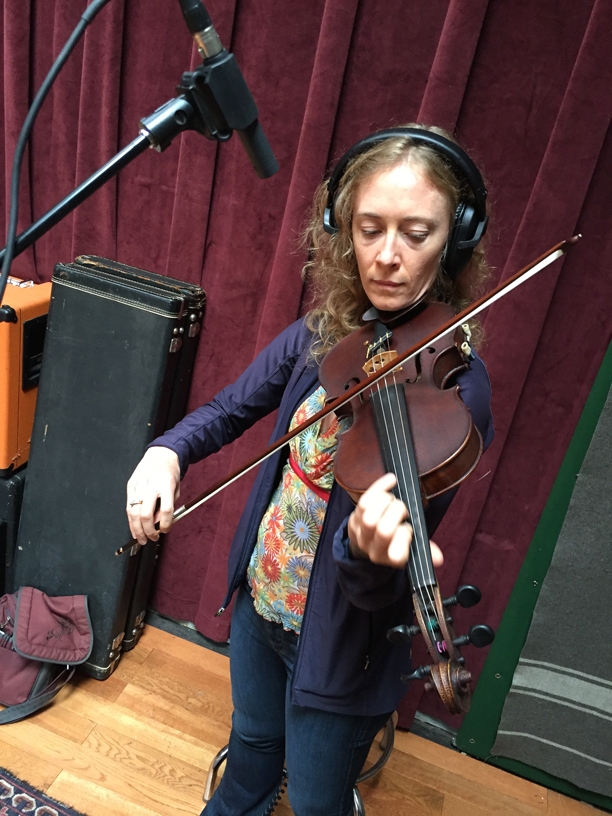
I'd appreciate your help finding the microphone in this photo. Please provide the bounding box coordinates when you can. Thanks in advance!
[177,0,279,178]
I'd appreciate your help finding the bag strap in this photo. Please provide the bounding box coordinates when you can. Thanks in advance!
[0,665,74,725]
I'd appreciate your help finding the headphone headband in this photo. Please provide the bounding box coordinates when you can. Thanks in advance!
[323,127,488,279]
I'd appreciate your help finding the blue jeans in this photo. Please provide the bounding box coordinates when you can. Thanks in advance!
[203,585,391,816]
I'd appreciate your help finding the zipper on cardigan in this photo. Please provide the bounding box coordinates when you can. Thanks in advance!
[364,612,374,671]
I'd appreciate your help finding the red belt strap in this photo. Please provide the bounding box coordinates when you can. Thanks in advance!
[288,454,331,502]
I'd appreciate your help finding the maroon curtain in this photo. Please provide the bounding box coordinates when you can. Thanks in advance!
[3,0,612,727]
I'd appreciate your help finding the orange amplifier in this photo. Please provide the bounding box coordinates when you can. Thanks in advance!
[0,277,52,476]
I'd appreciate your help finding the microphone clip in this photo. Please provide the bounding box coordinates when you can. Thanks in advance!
[177,54,259,144]
[138,53,278,179]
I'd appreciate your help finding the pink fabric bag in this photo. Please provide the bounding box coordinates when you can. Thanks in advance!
[0,587,93,723]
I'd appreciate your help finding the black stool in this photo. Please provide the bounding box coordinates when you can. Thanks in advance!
[203,712,398,815]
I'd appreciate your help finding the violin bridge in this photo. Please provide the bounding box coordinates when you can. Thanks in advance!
[363,349,400,376]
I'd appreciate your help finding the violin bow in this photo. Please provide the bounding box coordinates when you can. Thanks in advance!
[116,235,579,555]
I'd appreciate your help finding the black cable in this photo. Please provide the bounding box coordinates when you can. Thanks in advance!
[0,0,113,317]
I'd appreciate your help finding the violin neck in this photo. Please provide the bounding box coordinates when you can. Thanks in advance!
[371,382,437,592]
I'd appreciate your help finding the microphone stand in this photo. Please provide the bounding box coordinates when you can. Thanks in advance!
[0,64,278,318]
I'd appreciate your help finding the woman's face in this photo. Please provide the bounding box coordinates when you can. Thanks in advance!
[351,160,452,312]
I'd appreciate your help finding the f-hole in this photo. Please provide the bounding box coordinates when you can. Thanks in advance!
[404,347,435,385]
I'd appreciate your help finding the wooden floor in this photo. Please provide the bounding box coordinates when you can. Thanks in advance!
[0,624,603,816]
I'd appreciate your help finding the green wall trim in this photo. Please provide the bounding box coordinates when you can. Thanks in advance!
[455,341,612,809]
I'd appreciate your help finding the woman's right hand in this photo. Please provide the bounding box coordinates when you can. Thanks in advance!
[126,446,181,544]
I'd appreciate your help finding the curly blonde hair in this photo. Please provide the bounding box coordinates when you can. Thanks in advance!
[303,124,490,361]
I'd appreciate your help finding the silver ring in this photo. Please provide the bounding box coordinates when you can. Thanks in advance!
[129,500,144,507]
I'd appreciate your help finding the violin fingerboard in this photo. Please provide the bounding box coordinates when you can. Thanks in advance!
[370,382,436,591]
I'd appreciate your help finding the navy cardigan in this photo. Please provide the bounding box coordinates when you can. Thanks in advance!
[152,318,494,716]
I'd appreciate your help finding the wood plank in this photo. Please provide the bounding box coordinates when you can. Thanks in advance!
[26,685,97,744]
[46,771,172,816]
[547,790,605,815]
[138,626,230,679]
[61,684,216,768]
[112,652,233,731]
[0,742,62,790]
[0,717,204,814]
[82,723,205,797]
[72,669,128,702]
[441,792,501,816]
[358,768,445,816]
[118,641,153,665]
[394,730,548,810]
[115,683,231,745]
[383,748,544,816]
[139,645,231,693]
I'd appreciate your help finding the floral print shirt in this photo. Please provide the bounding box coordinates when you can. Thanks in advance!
[247,386,349,633]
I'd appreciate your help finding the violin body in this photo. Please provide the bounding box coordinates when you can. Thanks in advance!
[319,301,483,501]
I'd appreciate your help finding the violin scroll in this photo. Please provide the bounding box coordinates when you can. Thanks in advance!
[428,661,473,714]
[390,581,495,714]
[399,660,471,715]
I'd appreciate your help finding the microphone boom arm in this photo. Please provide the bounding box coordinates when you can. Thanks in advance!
[0,73,278,267]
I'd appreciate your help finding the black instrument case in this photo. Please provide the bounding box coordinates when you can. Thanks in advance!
[14,259,205,678]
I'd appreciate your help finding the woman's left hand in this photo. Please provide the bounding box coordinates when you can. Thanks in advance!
[347,473,444,569]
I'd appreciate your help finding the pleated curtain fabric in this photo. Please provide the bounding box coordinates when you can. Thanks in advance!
[2,0,612,727]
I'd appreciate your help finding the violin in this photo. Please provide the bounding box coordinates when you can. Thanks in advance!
[319,300,493,714]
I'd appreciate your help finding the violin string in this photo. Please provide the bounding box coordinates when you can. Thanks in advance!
[386,372,438,622]
[380,373,437,635]
[376,373,432,588]
[373,366,437,636]
[372,339,434,588]
[371,341,439,634]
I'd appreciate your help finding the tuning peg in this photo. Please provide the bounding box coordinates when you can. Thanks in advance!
[443,584,482,609]
[401,664,431,684]
[452,624,495,649]
[387,623,421,645]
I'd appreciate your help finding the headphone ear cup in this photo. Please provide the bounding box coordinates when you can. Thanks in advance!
[323,200,337,234]
[443,200,480,279]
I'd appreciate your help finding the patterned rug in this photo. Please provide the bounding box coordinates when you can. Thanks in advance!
[0,768,87,815]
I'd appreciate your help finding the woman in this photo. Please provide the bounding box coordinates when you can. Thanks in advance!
[127,125,494,816]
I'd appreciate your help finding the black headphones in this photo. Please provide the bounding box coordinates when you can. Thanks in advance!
[322,127,488,279]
